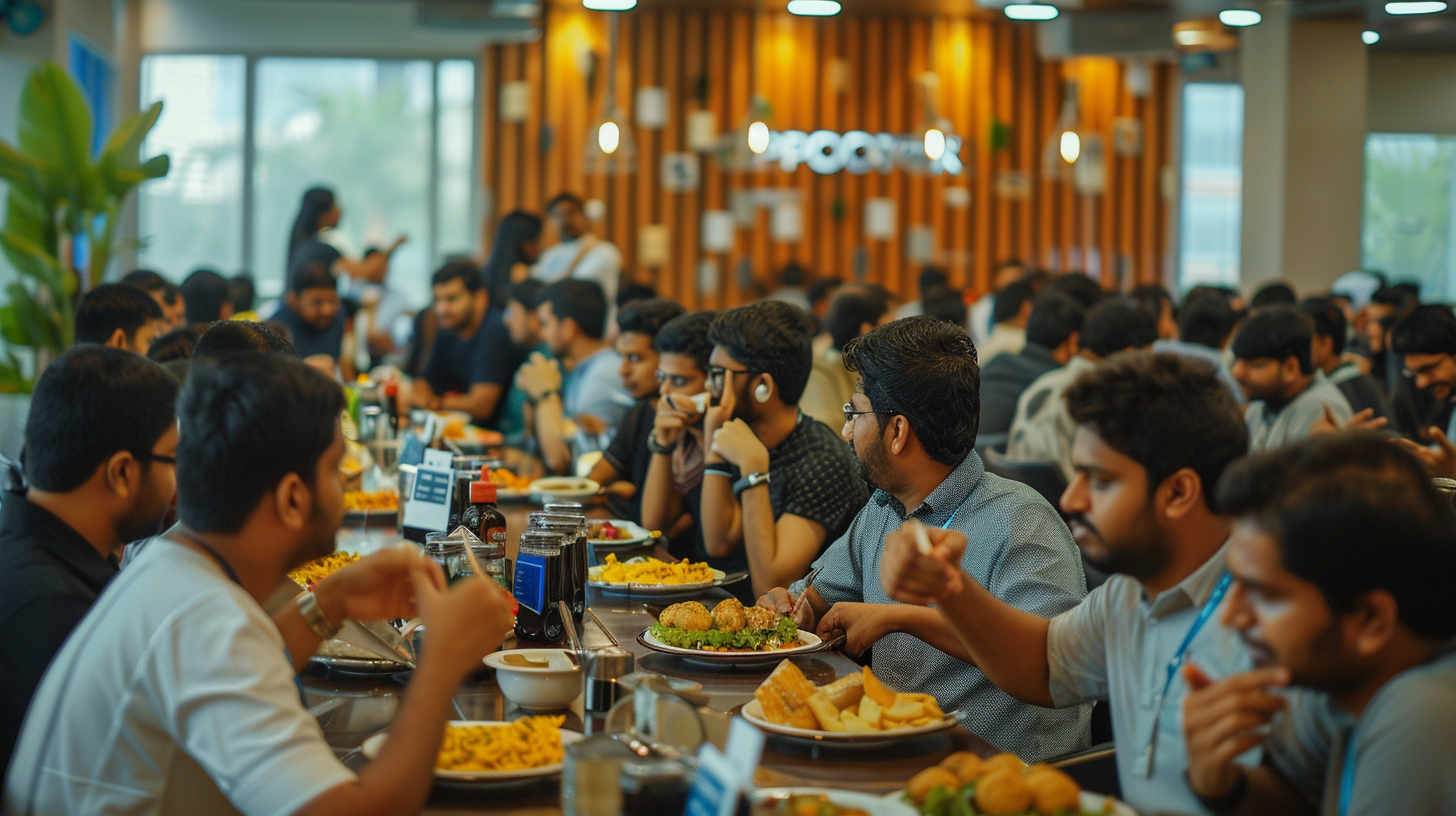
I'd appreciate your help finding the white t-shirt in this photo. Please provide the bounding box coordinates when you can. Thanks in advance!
[5,537,354,816]
[533,236,623,311]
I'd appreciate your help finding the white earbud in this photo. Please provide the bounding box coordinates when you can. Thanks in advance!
[754,382,771,403]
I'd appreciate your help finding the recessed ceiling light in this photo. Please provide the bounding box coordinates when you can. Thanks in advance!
[582,0,635,9]
[787,0,842,15]
[1004,3,1060,21]
[1385,1,1447,14]
[1363,29,1381,43]
[1218,9,1262,26]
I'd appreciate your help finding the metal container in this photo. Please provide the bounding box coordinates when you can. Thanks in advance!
[584,647,634,713]
[513,530,566,643]
[529,510,588,620]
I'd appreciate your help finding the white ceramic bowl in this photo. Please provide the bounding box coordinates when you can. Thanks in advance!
[484,649,581,711]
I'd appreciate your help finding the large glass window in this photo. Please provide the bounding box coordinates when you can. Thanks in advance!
[1178,82,1244,291]
[1362,134,1456,301]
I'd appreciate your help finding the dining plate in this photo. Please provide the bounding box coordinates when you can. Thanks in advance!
[587,563,726,592]
[586,519,653,549]
[528,477,600,500]
[637,628,825,665]
[740,699,958,743]
[362,721,584,783]
[753,788,917,816]
[883,789,1137,816]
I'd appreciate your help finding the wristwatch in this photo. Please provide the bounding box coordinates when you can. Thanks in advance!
[733,471,770,499]
[297,591,341,640]
[647,435,677,456]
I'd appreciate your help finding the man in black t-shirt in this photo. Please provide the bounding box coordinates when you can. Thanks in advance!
[589,299,686,523]
[410,261,523,427]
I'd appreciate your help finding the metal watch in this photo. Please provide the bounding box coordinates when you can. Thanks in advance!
[297,591,341,641]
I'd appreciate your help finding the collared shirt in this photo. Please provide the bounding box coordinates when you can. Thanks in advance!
[563,347,636,436]
[0,491,117,779]
[1152,339,1245,403]
[533,236,623,319]
[792,451,1091,762]
[1046,544,1257,815]
[978,343,1063,437]
[978,322,1027,364]
[1006,355,1098,481]
[1245,371,1353,453]
[1265,640,1456,816]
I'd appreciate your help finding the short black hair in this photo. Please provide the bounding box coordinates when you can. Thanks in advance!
[1179,291,1242,350]
[808,277,844,309]
[146,324,206,364]
[1390,305,1456,356]
[918,267,948,295]
[1183,285,1240,309]
[1390,282,1421,304]
[1300,296,1347,356]
[541,278,608,340]
[230,274,256,314]
[176,353,345,533]
[1025,291,1085,350]
[1231,304,1313,373]
[74,283,164,346]
[992,277,1039,325]
[779,262,808,288]
[122,269,181,306]
[1250,281,1297,310]
[1081,296,1159,358]
[1049,272,1104,310]
[617,282,658,309]
[844,315,980,465]
[24,346,179,492]
[708,300,817,405]
[1130,284,1174,319]
[923,286,967,328]
[1067,351,1248,507]
[193,320,300,361]
[181,269,232,323]
[655,310,717,371]
[431,259,483,293]
[291,261,336,296]
[1371,285,1413,309]
[547,192,584,212]
[617,298,686,339]
[826,289,890,350]
[1217,433,1456,641]
[509,278,547,311]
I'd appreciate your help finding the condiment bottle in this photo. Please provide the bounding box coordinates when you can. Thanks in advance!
[513,530,565,643]
[462,471,509,590]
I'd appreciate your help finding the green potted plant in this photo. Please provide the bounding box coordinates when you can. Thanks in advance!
[0,61,169,394]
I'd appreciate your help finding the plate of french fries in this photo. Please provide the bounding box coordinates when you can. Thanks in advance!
[362,717,583,783]
[741,662,957,742]
[588,554,725,591]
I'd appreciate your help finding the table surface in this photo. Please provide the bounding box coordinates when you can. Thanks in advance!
[315,523,999,814]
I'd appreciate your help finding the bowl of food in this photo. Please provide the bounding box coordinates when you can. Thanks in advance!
[484,649,582,711]
[528,477,600,501]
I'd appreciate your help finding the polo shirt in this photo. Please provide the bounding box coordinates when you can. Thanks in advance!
[978,343,1062,437]
[1245,372,1353,453]
[4,537,354,816]
[562,347,635,433]
[791,451,1091,762]
[0,491,116,778]
[423,308,524,427]
[1046,544,1258,815]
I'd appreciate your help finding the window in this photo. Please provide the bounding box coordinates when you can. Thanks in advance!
[1178,83,1244,291]
[139,55,477,307]
[1362,134,1456,301]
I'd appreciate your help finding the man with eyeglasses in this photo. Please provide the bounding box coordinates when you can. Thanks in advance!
[0,347,180,778]
[758,316,1091,762]
[1390,305,1456,478]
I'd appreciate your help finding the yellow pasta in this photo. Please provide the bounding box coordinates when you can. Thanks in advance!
[344,489,398,512]
[436,716,567,772]
[594,553,716,586]
[288,552,361,590]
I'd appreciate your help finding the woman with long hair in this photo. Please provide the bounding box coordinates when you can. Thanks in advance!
[480,210,543,306]
[285,186,406,287]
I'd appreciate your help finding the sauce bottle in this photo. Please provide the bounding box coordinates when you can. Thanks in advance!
[462,470,509,591]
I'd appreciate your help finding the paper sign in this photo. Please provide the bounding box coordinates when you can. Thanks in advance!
[499,81,531,123]
[661,152,700,192]
[724,718,765,787]
[686,109,719,152]
[402,448,455,533]
[636,87,668,129]
[697,258,720,295]
[683,744,743,816]
[864,198,896,240]
[638,224,670,267]
[943,186,972,209]
[770,198,802,242]
[701,210,735,253]
[906,224,935,264]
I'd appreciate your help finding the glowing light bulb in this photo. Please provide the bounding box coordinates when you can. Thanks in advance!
[598,121,620,155]
[747,121,770,154]
[1219,9,1262,26]
[583,0,636,9]
[1004,4,1060,21]
[1385,1,1446,13]
[786,0,841,15]
[1060,130,1080,164]
[1362,30,1381,43]
[924,128,946,162]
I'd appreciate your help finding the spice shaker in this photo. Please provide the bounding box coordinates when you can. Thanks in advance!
[584,646,634,713]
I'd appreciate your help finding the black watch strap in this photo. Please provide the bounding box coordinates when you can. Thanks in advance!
[647,435,677,456]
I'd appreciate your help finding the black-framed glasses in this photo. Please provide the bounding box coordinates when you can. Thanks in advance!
[707,365,756,396]
[842,403,895,424]
[1403,355,1452,381]
[136,453,177,466]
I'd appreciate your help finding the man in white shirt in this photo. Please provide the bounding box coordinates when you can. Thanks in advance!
[1229,305,1352,453]
[977,276,1038,364]
[967,261,1025,350]
[533,192,622,315]
[6,352,516,816]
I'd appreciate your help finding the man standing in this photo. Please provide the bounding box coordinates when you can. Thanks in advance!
[1229,305,1352,452]
[74,283,166,355]
[0,347,179,777]
[978,291,1084,439]
[1182,434,1456,815]
[760,316,1090,762]
[411,260,523,427]
[533,193,622,313]
[881,351,1256,812]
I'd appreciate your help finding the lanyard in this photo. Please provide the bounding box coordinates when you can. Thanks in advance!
[1161,570,1234,699]
[1338,731,1357,816]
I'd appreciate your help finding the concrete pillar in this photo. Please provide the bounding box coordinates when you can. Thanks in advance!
[1239,1,1368,295]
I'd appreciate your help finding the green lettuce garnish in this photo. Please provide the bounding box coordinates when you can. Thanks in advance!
[649,616,798,651]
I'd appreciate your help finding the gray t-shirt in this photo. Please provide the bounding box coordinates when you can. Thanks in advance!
[1266,641,1456,816]
[1244,372,1352,453]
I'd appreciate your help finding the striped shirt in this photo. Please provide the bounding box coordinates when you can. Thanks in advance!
[791,450,1091,762]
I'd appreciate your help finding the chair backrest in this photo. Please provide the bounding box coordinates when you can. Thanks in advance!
[982,447,1067,511]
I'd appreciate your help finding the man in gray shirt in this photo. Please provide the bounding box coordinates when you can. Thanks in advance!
[882,351,1258,815]
[1230,305,1352,452]
[1182,433,1456,816]
[759,317,1091,762]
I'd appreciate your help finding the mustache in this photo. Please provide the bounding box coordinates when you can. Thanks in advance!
[1066,513,1105,544]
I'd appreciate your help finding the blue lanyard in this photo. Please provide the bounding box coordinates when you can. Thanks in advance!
[1161,571,1233,698]
[1338,732,1357,816]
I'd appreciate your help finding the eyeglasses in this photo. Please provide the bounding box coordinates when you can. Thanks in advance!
[707,365,756,395]
[1403,356,1452,381]
[842,403,895,424]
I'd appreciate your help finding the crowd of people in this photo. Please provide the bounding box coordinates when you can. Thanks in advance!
[0,184,1453,816]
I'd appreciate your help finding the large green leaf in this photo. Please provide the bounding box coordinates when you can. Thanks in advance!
[0,139,40,189]
[98,154,169,195]
[0,229,66,296]
[2,186,50,251]
[1,282,62,351]
[17,64,92,181]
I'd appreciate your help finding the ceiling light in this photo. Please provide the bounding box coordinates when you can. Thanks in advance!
[924,128,946,162]
[1175,29,1212,45]
[1218,9,1261,26]
[1004,4,1060,21]
[582,0,636,9]
[598,121,620,155]
[1385,1,1446,14]
[1363,29,1381,43]
[1060,130,1080,164]
[786,0,841,15]
[747,122,770,154]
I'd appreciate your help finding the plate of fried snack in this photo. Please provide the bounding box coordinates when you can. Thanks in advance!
[588,554,725,591]
[899,753,1135,816]
[742,662,958,743]
[486,467,534,501]
[343,489,398,518]
[638,599,823,663]
[363,716,582,784]
[288,551,362,591]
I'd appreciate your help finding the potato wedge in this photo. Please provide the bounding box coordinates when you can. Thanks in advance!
[821,672,865,710]
[907,716,934,727]
[862,666,897,708]
[807,691,846,732]
[884,696,926,722]
[841,711,878,733]
[858,694,883,728]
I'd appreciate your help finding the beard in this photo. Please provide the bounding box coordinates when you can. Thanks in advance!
[852,431,899,495]
[288,499,340,570]
[116,494,171,544]
[1067,511,1171,582]
[1243,619,1362,693]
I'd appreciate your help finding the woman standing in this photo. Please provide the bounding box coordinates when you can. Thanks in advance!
[286,187,406,288]
[480,210,543,306]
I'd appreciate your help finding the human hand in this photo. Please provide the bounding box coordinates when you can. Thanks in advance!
[758,586,818,631]
[1181,662,1291,801]
[815,602,899,657]
[1311,405,1388,436]
[881,521,968,606]
[312,545,431,626]
[703,370,737,447]
[576,413,609,436]
[391,234,409,251]
[653,395,691,448]
[1395,425,1456,480]
[711,418,769,473]
[411,565,516,678]
[515,352,562,400]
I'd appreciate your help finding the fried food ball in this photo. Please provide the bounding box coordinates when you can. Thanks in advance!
[979,753,1027,778]
[938,751,986,784]
[659,601,712,631]
[906,766,961,805]
[744,605,778,630]
[974,768,1035,816]
[712,598,747,632]
[1024,765,1081,815]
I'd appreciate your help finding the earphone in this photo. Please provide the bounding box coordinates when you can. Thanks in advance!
[754,382,771,403]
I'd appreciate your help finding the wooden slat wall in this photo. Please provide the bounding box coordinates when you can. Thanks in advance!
[481,9,1173,309]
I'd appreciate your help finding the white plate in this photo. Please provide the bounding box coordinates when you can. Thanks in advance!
[639,628,824,664]
[588,563,726,592]
[586,519,652,548]
[740,698,958,743]
[884,789,1137,816]
[753,788,918,816]
[528,477,600,500]
[362,721,583,782]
